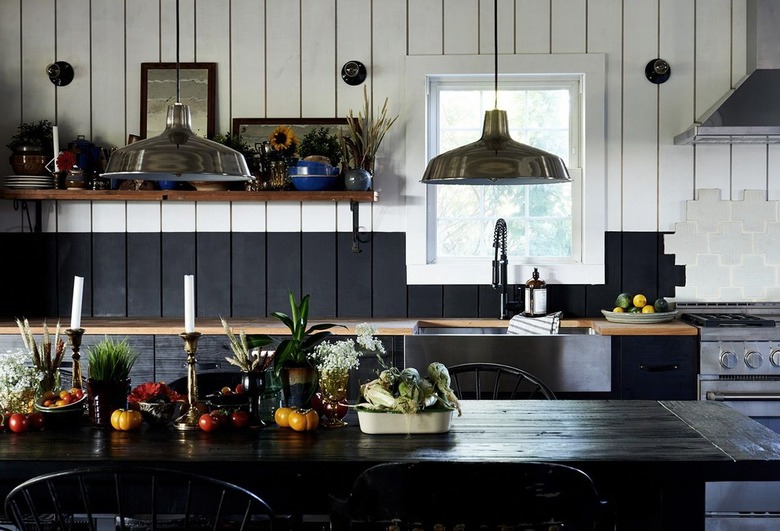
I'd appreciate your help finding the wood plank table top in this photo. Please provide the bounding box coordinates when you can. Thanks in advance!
[1,400,777,530]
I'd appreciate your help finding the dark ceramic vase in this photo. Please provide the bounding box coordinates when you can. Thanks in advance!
[87,378,130,428]
[279,366,319,409]
[241,371,265,424]
[344,168,372,191]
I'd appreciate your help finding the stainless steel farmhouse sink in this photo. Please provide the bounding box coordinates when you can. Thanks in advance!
[405,323,612,394]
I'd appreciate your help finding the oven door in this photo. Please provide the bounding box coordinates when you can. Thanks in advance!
[700,378,780,529]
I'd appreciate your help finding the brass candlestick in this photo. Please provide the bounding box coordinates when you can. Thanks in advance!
[65,328,85,390]
[174,331,202,431]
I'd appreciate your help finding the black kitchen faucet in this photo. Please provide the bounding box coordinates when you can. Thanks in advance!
[492,218,521,319]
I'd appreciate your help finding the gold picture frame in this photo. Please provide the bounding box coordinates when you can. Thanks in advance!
[231,118,347,152]
[141,63,216,139]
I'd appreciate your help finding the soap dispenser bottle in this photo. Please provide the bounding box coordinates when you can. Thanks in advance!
[523,268,547,317]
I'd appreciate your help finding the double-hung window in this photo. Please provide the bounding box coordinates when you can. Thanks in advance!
[405,54,606,286]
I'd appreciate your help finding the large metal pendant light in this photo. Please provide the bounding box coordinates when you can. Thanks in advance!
[104,0,251,182]
[421,0,570,185]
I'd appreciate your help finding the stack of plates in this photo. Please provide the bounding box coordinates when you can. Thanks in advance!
[3,175,57,189]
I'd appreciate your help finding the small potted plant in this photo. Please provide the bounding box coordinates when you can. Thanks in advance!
[298,127,342,167]
[85,336,139,427]
[271,291,343,408]
[7,119,54,176]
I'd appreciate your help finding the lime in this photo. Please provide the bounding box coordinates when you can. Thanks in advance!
[615,293,633,309]
[633,294,647,308]
[628,306,641,313]
[653,298,669,313]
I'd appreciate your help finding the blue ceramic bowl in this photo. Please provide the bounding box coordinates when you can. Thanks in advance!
[290,175,339,191]
[288,164,339,176]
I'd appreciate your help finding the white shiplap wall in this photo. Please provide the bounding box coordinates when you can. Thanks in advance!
[0,0,773,237]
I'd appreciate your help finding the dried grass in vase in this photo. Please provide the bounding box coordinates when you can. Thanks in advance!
[16,317,66,392]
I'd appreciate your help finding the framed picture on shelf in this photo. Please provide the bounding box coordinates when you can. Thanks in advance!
[141,63,216,139]
[231,118,347,157]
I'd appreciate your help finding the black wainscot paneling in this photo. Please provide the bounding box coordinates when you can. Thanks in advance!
[161,233,196,318]
[303,233,337,318]
[266,233,301,315]
[231,232,266,317]
[337,233,371,317]
[92,233,127,317]
[196,233,231,317]
[372,232,407,317]
[57,233,92,319]
[127,233,162,317]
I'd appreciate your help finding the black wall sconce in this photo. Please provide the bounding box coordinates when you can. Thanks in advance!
[47,61,74,86]
[341,60,366,86]
[645,59,670,84]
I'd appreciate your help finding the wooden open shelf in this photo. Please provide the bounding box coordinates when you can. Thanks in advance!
[0,189,378,202]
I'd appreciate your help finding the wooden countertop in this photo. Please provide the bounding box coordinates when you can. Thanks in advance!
[0,317,698,336]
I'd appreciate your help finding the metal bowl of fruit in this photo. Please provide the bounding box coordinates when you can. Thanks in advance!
[205,384,249,411]
[35,388,88,426]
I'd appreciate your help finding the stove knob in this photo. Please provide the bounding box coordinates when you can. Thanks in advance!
[720,350,738,369]
[771,349,780,367]
[744,350,763,369]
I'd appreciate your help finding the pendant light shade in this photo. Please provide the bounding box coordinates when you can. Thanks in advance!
[104,103,251,181]
[421,1,570,185]
[104,0,251,183]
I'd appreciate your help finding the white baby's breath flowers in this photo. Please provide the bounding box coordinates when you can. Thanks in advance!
[309,323,385,372]
[0,349,45,413]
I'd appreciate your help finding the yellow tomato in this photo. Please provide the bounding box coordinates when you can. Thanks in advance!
[110,408,143,431]
[274,406,293,428]
[288,408,320,432]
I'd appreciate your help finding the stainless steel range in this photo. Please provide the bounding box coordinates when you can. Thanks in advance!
[678,302,780,530]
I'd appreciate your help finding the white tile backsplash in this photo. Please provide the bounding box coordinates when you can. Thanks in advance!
[664,189,780,302]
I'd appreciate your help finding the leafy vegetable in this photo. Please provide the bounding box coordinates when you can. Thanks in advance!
[356,360,461,416]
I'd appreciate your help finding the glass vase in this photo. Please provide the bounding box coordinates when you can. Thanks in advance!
[318,368,350,428]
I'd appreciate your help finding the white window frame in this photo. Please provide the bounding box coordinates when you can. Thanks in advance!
[404,54,606,285]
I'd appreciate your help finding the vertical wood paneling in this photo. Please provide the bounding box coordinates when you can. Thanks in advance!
[621,0,659,231]
[550,0,585,53]
[58,202,92,232]
[231,232,266,317]
[21,0,55,122]
[444,0,479,54]
[161,232,196,317]
[266,232,302,313]
[230,0,265,118]
[197,0,232,133]
[92,233,127,316]
[301,0,337,118]
[57,233,92,319]
[196,232,231,316]
[658,0,695,230]
[127,233,162,316]
[408,0,443,55]
[587,0,622,232]
[0,2,21,161]
[372,232,406,317]
[336,0,372,117]
[56,0,92,141]
[337,233,371,316]
[163,0,194,62]
[196,203,231,232]
[516,0,550,53]
[370,0,406,231]
[125,0,160,141]
[265,1,301,116]
[443,285,479,317]
[92,203,126,233]
[408,285,443,316]
[695,0,733,119]
[303,233,337,317]
[480,0,514,54]
[91,0,126,149]
[302,203,336,231]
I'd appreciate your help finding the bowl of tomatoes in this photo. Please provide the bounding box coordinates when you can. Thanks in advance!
[34,388,87,426]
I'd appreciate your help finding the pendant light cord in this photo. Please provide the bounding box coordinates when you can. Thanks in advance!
[175,0,181,103]
[493,0,498,109]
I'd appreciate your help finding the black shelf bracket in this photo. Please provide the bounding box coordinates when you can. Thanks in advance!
[351,200,370,253]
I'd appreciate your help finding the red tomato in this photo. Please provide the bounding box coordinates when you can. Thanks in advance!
[198,413,219,432]
[234,383,245,395]
[210,409,228,428]
[8,413,29,433]
[230,410,250,429]
[27,412,45,431]
[73,388,84,400]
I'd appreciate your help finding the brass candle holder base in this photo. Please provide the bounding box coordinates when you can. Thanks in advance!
[174,331,202,431]
[65,328,85,390]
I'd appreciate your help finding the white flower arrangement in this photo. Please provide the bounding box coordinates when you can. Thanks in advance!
[0,349,44,413]
[309,323,385,372]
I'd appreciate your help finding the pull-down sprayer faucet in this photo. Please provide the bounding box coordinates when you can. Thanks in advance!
[492,219,520,319]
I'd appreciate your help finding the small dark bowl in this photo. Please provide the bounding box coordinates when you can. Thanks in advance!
[35,393,88,427]
[206,393,249,411]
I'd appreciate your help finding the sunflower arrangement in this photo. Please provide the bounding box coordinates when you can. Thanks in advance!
[268,125,299,159]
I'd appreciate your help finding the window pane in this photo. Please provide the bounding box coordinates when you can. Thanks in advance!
[433,82,574,262]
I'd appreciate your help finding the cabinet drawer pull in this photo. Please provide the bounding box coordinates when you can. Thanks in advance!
[639,363,679,372]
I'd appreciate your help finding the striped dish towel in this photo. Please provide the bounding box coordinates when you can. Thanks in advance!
[507,311,563,335]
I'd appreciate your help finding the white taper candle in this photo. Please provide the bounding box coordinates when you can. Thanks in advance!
[52,125,60,172]
[184,275,195,333]
[70,276,84,330]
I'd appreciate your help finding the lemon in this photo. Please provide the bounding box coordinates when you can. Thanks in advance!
[641,305,656,313]
[633,294,647,308]
[612,307,625,313]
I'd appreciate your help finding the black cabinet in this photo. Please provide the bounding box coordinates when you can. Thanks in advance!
[616,336,698,399]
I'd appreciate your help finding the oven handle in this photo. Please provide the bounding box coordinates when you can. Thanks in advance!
[706,391,780,401]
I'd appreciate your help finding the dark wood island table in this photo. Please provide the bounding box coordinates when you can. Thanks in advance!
[2,400,780,531]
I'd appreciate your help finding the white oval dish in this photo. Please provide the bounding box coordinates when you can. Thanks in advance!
[601,309,678,324]
[356,409,454,434]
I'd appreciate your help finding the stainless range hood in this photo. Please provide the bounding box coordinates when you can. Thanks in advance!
[675,0,780,145]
